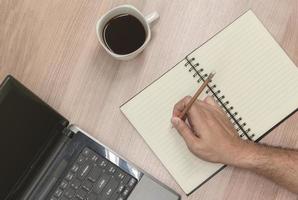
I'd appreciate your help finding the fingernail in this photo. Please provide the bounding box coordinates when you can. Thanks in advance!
[171,117,180,126]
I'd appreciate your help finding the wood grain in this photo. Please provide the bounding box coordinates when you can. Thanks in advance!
[1,0,298,199]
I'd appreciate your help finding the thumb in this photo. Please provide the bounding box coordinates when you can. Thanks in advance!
[171,117,197,147]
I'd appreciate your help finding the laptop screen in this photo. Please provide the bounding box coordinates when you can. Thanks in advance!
[0,76,68,199]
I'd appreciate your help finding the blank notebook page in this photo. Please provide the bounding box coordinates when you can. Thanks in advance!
[120,10,298,194]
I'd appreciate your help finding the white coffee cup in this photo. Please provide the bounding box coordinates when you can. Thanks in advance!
[96,5,159,61]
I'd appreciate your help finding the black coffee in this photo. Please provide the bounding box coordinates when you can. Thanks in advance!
[103,14,146,55]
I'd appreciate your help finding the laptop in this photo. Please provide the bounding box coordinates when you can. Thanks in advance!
[0,75,180,200]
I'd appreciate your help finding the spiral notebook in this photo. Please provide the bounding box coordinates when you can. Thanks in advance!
[120,10,298,195]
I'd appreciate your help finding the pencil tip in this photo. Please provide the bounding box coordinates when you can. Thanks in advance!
[209,71,216,79]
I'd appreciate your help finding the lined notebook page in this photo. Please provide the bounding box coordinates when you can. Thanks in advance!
[188,10,298,140]
[121,59,222,194]
[121,10,298,194]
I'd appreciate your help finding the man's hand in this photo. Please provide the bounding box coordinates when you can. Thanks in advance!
[171,95,247,165]
[171,96,298,194]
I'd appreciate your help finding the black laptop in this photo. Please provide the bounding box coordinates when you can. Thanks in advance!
[0,75,180,200]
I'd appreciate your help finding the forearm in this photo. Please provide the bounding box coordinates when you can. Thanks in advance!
[232,141,298,194]
[171,96,298,193]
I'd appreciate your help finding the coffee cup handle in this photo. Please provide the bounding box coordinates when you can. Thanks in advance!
[145,12,159,27]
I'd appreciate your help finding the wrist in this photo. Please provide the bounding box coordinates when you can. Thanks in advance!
[229,140,259,168]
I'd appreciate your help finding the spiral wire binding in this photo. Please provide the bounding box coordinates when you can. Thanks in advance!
[185,56,255,140]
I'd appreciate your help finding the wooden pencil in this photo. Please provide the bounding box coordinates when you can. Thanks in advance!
[178,72,216,121]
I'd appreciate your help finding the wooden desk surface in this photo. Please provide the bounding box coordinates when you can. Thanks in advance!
[1,0,298,199]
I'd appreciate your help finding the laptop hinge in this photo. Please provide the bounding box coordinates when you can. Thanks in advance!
[62,127,75,138]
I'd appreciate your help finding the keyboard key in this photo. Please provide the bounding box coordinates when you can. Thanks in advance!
[107,164,117,174]
[65,172,75,181]
[70,178,81,190]
[122,176,131,185]
[117,184,125,193]
[77,154,86,164]
[98,160,108,168]
[122,188,130,197]
[76,188,87,200]
[82,148,91,157]
[102,178,119,198]
[116,170,126,180]
[82,179,93,192]
[60,180,68,189]
[88,166,102,182]
[117,197,124,200]
[78,163,92,180]
[71,164,80,173]
[128,178,137,187]
[91,154,99,162]
[64,187,75,198]
[93,174,110,194]
[50,196,57,200]
[53,188,63,197]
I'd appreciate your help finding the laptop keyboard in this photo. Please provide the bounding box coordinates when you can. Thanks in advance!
[50,147,138,200]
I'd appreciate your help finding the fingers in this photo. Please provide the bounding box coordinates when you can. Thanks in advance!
[203,96,236,136]
[172,96,192,117]
[172,96,207,133]
[204,96,217,106]
[204,96,224,113]
[171,117,199,148]
[173,95,203,118]
[174,96,217,114]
